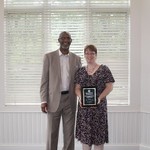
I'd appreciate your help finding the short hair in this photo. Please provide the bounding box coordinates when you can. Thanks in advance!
[84,44,97,54]
[58,31,72,39]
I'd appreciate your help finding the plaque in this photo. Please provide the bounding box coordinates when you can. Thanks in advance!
[81,87,97,107]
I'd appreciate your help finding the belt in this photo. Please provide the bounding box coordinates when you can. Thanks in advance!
[61,91,69,94]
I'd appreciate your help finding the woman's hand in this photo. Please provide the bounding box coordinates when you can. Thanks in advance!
[97,82,113,104]
[97,97,105,104]
[78,96,83,108]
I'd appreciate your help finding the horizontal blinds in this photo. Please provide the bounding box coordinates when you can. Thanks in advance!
[4,0,130,105]
[90,12,130,105]
[4,12,43,104]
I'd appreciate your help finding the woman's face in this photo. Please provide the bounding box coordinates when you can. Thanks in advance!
[84,48,97,64]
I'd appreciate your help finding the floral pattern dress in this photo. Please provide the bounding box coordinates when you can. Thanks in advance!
[74,65,115,146]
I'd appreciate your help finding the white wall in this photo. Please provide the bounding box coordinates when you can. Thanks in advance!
[0,112,141,150]
[0,0,150,150]
[140,0,150,113]
[140,0,150,149]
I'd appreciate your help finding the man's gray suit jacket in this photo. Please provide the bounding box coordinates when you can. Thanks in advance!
[40,50,81,112]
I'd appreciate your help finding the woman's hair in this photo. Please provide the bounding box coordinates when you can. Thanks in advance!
[84,44,97,54]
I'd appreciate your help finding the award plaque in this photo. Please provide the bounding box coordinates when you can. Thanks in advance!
[81,87,97,107]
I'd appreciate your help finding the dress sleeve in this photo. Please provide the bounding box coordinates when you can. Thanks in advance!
[103,65,115,83]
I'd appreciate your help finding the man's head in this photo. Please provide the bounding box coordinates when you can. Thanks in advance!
[58,31,72,54]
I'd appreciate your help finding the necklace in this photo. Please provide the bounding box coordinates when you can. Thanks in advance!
[87,64,97,75]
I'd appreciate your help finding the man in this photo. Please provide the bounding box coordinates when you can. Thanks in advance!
[40,31,81,150]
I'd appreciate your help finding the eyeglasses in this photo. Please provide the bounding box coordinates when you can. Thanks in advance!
[85,52,96,56]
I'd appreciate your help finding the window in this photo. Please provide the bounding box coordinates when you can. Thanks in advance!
[4,0,130,105]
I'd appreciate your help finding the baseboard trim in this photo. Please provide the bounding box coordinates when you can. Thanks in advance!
[105,145,139,150]
[0,145,45,150]
[1,144,149,150]
[140,145,150,150]
[0,144,140,150]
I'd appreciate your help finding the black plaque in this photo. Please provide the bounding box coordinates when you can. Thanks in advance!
[81,87,97,107]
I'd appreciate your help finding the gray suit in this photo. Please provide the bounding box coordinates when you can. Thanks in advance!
[40,49,81,150]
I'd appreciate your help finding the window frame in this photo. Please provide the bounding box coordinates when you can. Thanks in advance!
[0,0,141,112]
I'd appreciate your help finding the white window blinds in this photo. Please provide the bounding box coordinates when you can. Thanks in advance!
[4,0,130,105]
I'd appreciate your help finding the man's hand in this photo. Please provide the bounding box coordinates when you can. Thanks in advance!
[41,103,48,113]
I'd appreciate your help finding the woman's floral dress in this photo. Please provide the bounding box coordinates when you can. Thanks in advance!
[74,65,115,146]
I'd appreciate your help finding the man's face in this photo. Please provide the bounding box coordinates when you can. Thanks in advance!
[58,32,72,50]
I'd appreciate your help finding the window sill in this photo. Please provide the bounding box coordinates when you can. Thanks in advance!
[0,103,140,113]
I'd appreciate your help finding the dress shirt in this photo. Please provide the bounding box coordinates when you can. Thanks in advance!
[59,50,70,92]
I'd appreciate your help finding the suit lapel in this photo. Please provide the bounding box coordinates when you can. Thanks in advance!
[53,50,61,80]
[69,52,75,85]
[69,52,73,78]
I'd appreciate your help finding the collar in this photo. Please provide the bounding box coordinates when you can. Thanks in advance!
[59,49,70,56]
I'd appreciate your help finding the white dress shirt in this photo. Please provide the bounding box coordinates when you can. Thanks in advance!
[59,50,70,91]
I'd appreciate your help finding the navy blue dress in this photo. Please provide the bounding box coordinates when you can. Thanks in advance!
[74,65,115,146]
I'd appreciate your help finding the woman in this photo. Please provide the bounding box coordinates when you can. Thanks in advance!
[75,45,115,150]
